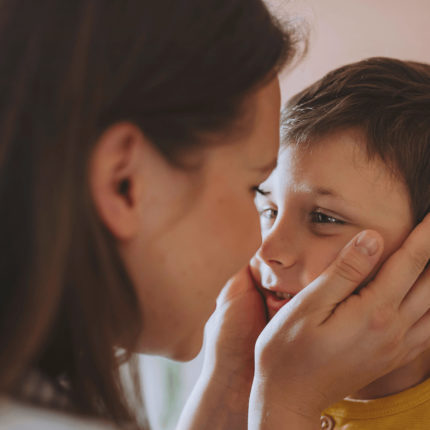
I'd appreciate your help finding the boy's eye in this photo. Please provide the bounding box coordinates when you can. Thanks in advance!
[310,211,345,225]
[259,208,278,220]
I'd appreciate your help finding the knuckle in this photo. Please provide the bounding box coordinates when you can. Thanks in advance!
[367,304,408,357]
[335,252,366,284]
[368,302,397,331]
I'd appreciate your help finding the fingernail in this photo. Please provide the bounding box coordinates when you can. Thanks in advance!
[354,231,379,256]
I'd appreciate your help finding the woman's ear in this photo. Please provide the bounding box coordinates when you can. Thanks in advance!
[89,122,147,240]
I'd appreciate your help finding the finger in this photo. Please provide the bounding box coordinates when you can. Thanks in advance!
[301,230,384,308]
[367,213,430,307]
[400,266,430,326]
[401,310,430,366]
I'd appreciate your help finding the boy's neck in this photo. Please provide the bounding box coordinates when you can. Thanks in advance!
[349,349,430,400]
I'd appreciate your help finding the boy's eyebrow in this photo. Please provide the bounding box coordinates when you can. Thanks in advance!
[314,186,345,200]
[313,186,359,220]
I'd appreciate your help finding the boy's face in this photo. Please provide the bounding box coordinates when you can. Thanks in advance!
[252,128,414,319]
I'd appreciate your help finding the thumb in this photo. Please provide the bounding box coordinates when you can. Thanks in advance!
[303,230,384,307]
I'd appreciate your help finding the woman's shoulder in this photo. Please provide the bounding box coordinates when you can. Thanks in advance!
[0,398,117,430]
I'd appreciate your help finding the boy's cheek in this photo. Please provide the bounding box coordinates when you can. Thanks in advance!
[303,241,349,286]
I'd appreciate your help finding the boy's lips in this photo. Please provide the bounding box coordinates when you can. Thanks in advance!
[259,285,298,314]
[248,265,298,314]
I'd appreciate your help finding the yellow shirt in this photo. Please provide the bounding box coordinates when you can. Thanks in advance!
[321,377,430,429]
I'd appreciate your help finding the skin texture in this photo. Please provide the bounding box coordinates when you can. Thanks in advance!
[252,129,430,399]
[90,78,281,360]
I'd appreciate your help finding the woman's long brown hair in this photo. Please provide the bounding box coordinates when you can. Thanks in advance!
[0,0,297,427]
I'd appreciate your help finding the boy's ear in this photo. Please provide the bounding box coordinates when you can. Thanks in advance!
[89,122,147,240]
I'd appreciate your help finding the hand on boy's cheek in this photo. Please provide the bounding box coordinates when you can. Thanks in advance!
[203,266,268,384]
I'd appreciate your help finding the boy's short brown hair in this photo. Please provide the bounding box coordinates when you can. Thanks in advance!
[281,57,430,224]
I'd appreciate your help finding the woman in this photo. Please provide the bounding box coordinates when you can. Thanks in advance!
[1,1,430,429]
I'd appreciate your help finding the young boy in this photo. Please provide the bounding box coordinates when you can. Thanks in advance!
[251,57,430,429]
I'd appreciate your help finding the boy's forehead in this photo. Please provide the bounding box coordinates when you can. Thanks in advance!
[280,129,376,173]
[273,130,413,224]
[279,127,404,197]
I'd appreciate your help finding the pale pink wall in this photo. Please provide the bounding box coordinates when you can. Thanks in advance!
[278,0,430,103]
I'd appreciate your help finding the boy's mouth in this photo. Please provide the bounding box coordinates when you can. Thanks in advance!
[260,286,296,315]
[272,291,294,300]
[248,264,297,316]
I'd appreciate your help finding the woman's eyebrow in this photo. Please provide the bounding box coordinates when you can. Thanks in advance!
[252,158,278,174]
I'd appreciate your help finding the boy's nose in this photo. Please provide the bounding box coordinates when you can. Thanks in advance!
[257,226,299,270]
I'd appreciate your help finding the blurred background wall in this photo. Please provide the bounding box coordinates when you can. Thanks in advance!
[142,2,430,429]
[279,0,430,102]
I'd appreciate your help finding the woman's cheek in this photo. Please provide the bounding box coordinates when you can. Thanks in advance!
[228,199,261,264]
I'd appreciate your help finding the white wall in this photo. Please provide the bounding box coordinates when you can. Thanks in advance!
[142,2,430,429]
